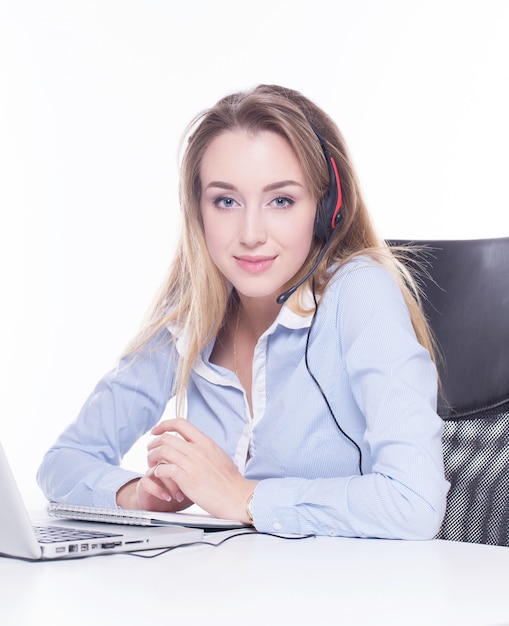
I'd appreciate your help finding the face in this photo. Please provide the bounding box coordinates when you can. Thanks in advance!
[200,129,316,305]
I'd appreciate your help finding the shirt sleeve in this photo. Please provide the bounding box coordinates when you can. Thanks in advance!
[37,329,176,508]
[251,262,449,539]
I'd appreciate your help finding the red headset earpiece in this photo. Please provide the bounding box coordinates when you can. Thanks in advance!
[313,129,343,241]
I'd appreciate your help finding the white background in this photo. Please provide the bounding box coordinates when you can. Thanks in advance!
[1,0,508,506]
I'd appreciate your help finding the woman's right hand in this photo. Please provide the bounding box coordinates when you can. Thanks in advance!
[116,468,193,512]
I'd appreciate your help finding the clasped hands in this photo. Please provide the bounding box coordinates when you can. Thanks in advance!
[117,418,257,524]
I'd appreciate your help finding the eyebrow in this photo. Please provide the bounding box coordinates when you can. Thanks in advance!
[204,180,304,192]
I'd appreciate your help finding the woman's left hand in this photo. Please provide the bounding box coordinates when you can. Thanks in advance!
[148,418,257,523]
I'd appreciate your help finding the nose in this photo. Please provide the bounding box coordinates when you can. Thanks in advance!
[239,206,267,247]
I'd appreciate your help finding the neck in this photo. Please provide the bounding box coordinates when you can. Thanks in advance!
[235,294,281,341]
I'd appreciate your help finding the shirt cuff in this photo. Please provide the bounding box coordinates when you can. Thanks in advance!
[251,478,305,535]
[93,469,142,509]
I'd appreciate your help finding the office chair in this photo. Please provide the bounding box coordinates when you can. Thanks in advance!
[389,237,509,546]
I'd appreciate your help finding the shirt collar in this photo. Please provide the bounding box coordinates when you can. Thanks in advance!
[168,287,316,357]
[274,301,314,331]
[272,286,316,331]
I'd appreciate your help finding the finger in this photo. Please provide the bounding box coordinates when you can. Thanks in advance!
[139,469,173,503]
[151,464,187,503]
[143,466,187,504]
[150,469,186,504]
[151,418,206,443]
[146,432,192,466]
[154,462,188,489]
[149,443,194,477]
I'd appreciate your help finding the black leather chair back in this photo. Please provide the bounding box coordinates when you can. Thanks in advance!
[390,237,509,546]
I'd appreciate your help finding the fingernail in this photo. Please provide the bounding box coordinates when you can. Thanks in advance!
[176,491,185,503]
[162,492,172,502]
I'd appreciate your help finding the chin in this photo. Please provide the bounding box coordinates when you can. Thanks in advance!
[233,284,283,302]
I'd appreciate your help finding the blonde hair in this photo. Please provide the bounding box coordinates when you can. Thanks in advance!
[127,84,436,415]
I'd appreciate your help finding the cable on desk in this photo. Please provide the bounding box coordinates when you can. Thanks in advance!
[125,531,316,559]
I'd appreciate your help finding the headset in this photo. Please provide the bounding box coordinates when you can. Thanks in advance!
[312,130,344,242]
[276,128,344,305]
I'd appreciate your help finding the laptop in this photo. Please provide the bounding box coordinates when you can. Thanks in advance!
[0,443,203,560]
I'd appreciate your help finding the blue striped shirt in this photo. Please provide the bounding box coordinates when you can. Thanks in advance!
[37,257,449,539]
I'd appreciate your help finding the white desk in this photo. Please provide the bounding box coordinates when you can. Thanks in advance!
[1,531,508,626]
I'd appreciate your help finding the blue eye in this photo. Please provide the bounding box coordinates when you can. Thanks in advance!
[213,196,238,210]
[272,196,294,208]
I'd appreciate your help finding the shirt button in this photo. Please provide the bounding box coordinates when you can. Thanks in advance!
[273,521,282,531]
[256,382,265,393]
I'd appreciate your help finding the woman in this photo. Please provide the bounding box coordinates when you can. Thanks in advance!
[37,84,449,539]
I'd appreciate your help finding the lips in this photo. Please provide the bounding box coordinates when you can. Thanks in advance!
[234,255,277,274]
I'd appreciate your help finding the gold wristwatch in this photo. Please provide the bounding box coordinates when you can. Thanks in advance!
[246,492,254,524]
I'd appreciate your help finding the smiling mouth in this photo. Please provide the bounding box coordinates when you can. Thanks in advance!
[234,255,277,273]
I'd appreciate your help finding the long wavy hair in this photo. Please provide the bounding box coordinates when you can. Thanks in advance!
[127,84,436,416]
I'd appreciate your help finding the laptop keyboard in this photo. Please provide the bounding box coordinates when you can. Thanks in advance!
[34,524,122,544]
